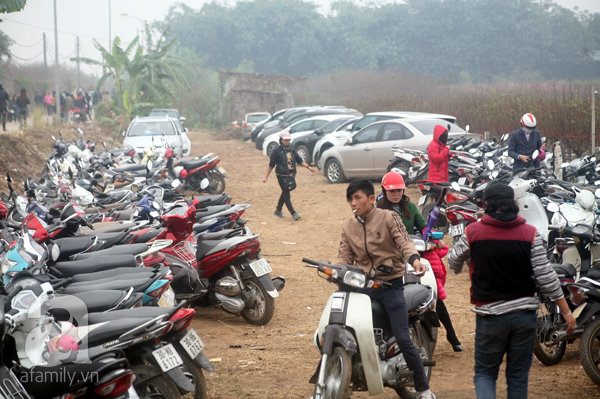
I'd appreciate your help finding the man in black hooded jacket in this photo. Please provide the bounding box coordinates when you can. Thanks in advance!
[0,83,9,131]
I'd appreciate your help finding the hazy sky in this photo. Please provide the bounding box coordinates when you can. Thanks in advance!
[2,0,600,77]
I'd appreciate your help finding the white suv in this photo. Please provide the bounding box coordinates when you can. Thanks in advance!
[122,116,191,159]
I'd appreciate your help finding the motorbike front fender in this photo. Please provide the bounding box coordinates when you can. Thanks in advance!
[317,292,384,395]
[309,325,357,384]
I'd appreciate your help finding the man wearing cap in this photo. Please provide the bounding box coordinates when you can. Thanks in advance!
[448,181,575,399]
[263,130,314,221]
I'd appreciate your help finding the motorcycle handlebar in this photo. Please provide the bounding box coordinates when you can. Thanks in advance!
[302,257,319,266]
[548,226,560,231]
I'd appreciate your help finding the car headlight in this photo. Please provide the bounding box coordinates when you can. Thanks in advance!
[343,271,366,288]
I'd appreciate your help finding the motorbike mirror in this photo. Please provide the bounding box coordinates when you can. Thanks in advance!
[103,141,107,148]
[376,264,394,274]
[146,160,153,172]
[487,160,494,170]
[560,162,570,168]
[51,243,60,262]
[23,179,29,191]
[469,148,477,154]
[59,131,62,137]
[541,137,547,143]
[78,128,83,135]
[6,172,11,183]
[456,145,463,150]
[485,152,494,157]
[491,170,499,178]
[531,150,539,161]
[150,210,160,218]
[51,135,56,141]
[451,182,460,191]
[152,201,161,211]
[68,169,73,180]
[171,179,181,189]
[547,202,560,213]
[503,150,508,157]
[200,178,209,190]
[596,189,600,197]
[131,184,139,192]
[492,136,498,143]
[465,125,470,132]
[591,157,597,163]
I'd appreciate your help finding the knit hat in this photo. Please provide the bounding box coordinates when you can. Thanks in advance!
[483,182,514,201]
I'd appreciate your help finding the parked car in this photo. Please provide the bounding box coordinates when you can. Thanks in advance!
[262,115,355,159]
[318,118,481,183]
[122,116,192,159]
[149,108,186,127]
[254,106,362,150]
[312,111,457,170]
[242,112,271,139]
[251,109,289,142]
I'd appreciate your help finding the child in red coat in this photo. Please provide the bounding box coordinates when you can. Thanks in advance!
[421,232,463,352]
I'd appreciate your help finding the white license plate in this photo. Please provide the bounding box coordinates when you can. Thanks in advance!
[152,344,183,372]
[458,177,466,185]
[410,169,417,178]
[126,386,140,399]
[449,223,465,238]
[158,287,175,307]
[218,166,227,174]
[417,195,427,207]
[249,258,272,277]
[180,328,205,359]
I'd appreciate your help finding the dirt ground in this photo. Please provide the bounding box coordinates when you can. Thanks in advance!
[185,130,600,399]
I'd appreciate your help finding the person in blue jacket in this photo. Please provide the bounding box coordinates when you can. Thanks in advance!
[507,113,546,172]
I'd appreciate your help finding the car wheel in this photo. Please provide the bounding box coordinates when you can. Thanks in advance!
[325,159,346,184]
[266,142,278,157]
[295,144,311,164]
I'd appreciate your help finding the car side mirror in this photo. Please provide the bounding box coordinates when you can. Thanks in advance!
[184,128,188,133]
[346,125,353,131]
[345,138,353,145]
[122,131,126,137]
[180,117,186,123]
[314,129,323,135]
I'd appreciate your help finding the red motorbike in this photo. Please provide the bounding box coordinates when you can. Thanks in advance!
[126,200,285,325]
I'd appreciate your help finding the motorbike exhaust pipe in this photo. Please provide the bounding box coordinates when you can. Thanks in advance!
[550,329,584,343]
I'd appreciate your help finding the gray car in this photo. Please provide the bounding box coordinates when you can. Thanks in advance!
[319,118,481,183]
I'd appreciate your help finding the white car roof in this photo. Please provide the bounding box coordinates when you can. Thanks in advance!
[364,111,456,122]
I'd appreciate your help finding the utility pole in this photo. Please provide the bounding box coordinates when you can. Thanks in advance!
[53,0,60,124]
[108,0,112,54]
[593,87,597,154]
[43,33,47,78]
[77,36,80,89]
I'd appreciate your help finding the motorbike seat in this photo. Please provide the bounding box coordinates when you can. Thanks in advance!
[83,307,172,325]
[179,158,210,170]
[404,284,432,313]
[196,205,233,221]
[54,255,138,277]
[62,277,156,295]
[49,290,144,322]
[53,237,94,261]
[193,222,212,234]
[72,243,148,259]
[80,318,160,348]
[197,228,242,242]
[551,263,577,279]
[196,240,222,260]
[112,164,147,173]
[95,231,130,247]
[70,267,157,283]
[191,194,229,207]
[135,227,164,243]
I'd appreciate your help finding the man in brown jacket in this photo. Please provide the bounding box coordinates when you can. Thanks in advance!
[335,179,435,399]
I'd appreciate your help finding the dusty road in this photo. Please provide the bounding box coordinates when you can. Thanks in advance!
[186,130,598,399]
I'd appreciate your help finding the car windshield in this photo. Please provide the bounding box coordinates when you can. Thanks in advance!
[128,121,176,136]
[321,118,351,133]
[247,114,269,123]
[150,110,178,118]
[408,119,466,135]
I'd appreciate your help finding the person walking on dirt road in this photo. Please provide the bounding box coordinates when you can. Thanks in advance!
[0,83,8,131]
[263,131,314,220]
[448,181,575,399]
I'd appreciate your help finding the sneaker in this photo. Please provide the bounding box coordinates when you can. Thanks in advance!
[292,212,301,221]
[273,211,285,219]
[452,344,464,352]
[417,391,436,399]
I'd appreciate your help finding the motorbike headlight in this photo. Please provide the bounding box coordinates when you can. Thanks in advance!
[342,271,366,288]
[1,256,18,275]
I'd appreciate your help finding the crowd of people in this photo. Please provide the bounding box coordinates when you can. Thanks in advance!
[0,83,106,130]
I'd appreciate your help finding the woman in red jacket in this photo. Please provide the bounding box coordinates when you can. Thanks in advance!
[427,125,451,182]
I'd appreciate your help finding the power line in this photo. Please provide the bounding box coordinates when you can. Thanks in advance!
[2,18,109,42]
[10,51,43,61]
[12,38,43,48]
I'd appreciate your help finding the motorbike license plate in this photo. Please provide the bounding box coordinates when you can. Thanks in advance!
[417,195,427,207]
[249,258,272,277]
[180,328,205,359]
[218,166,227,174]
[158,287,175,307]
[410,168,417,178]
[152,344,183,372]
[449,223,464,238]
[126,386,140,399]
[458,177,467,185]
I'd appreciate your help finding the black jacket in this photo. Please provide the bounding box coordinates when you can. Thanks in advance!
[508,128,543,171]
[269,145,303,176]
[0,89,8,107]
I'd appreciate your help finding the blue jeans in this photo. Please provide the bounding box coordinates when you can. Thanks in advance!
[474,310,537,399]
[359,284,429,392]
